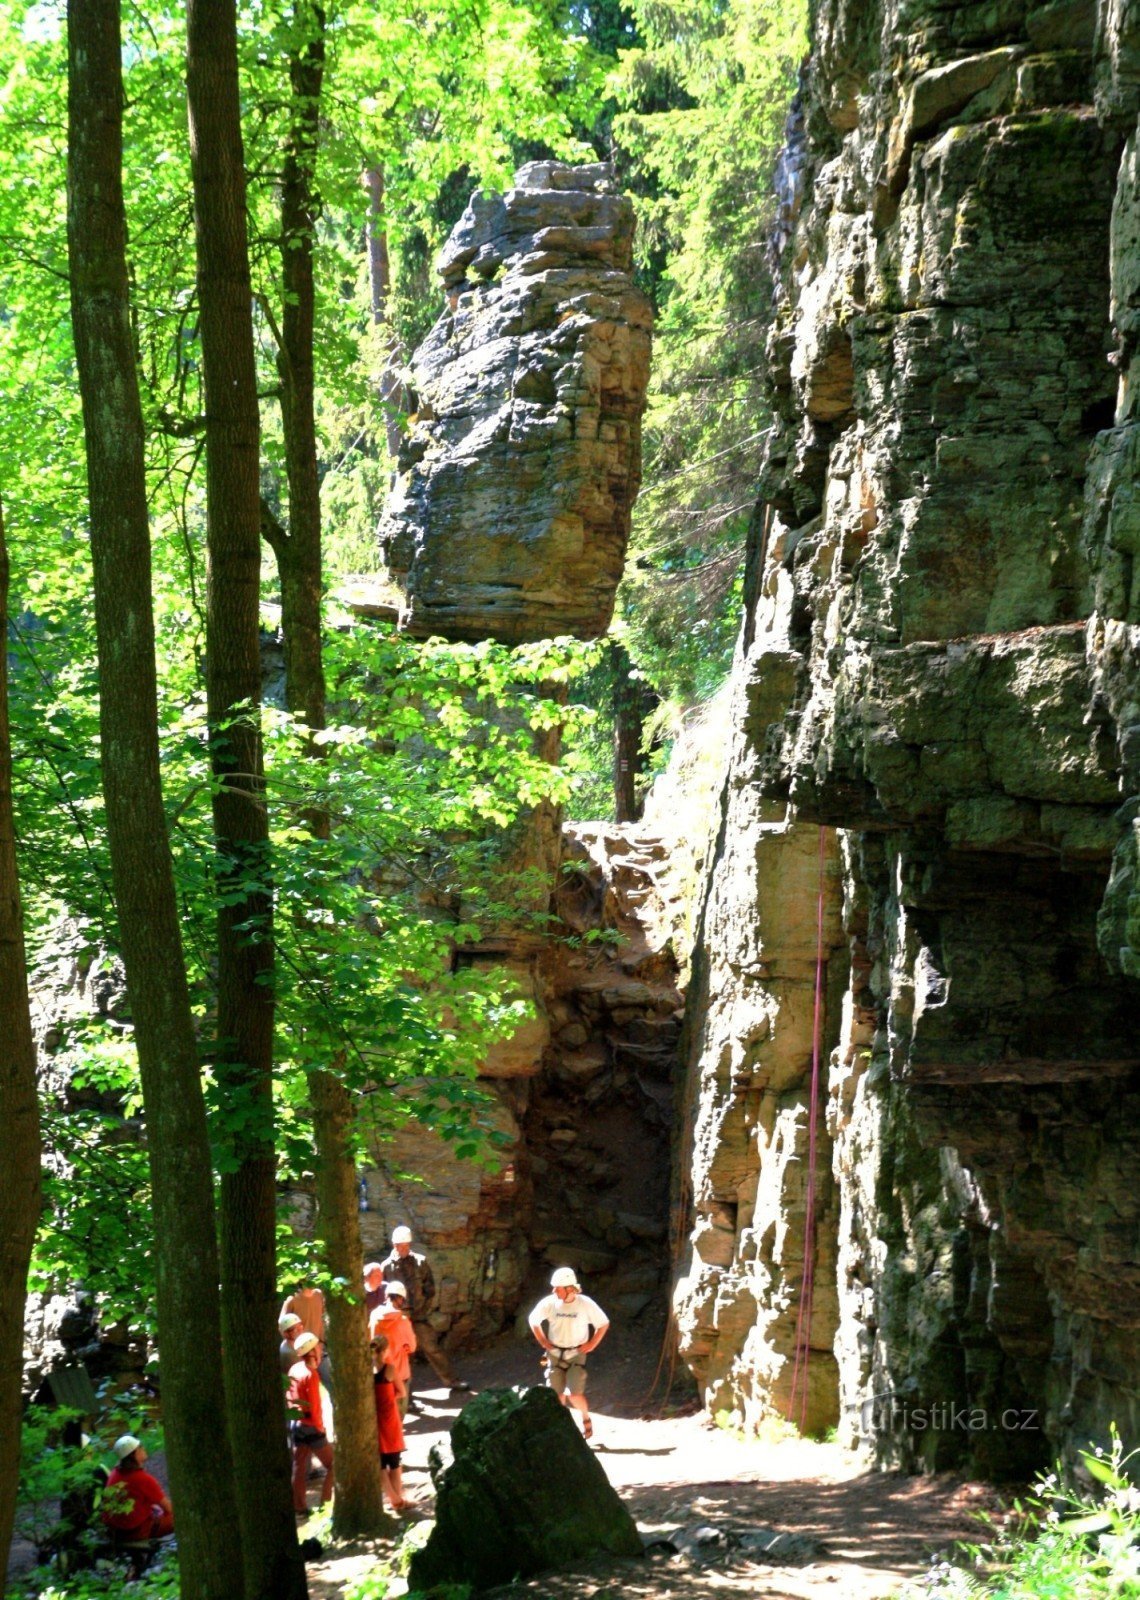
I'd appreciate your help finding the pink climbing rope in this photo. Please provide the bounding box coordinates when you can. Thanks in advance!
[789,824,827,1432]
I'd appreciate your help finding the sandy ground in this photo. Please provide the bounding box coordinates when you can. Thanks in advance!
[302,1323,997,1600]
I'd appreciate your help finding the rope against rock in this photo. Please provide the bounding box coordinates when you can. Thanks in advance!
[789,824,827,1431]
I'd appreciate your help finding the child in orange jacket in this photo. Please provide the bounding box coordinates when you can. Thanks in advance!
[370,1332,408,1511]
[369,1280,416,1417]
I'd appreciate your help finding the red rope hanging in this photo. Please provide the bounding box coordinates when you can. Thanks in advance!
[789,824,827,1431]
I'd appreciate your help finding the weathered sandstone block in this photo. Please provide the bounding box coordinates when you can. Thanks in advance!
[379,162,652,643]
[409,1387,641,1591]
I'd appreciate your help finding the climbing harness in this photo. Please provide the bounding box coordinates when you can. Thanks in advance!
[543,1347,586,1374]
[789,824,828,1431]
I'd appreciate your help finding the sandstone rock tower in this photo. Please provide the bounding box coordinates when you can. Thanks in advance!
[380,161,653,643]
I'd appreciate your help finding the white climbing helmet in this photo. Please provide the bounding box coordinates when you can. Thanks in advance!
[391,1225,413,1245]
[550,1266,580,1290]
[113,1435,142,1461]
[278,1311,302,1333]
[386,1281,408,1302]
[293,1331,320,1358]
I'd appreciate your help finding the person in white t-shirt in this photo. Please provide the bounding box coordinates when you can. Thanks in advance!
[527,1266,610,1439]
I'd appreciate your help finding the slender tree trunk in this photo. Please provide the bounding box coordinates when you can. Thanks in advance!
[611,642,655,823]
[0,495,42,1599]
[272,6,387,1535]
[278,5,325,744]
[308,1071,386,1534]
[185,3,305,1594]
[361,167,408,459]
[64,5,245,1595]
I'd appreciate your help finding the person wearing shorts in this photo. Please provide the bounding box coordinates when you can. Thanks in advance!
[287,1331,335,1515]
[370,1331,408,1512]
[527,1266,610,1439]
[369,1282,416,1419]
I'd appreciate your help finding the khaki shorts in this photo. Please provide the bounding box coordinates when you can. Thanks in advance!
[546,1352,587,1397]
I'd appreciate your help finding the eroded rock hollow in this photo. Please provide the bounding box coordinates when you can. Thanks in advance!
[379,162,653,643]
[673,0,1140,1471]
[352,822,679,1354]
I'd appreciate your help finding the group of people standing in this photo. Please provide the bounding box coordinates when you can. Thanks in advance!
[278,1224,467,1517]
[99,1227,614,1539]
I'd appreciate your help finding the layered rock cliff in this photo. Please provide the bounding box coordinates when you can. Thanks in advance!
[380,162,653,644]
[674,0,1140,1469]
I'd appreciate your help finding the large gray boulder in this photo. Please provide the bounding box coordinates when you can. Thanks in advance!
[379,162,652,644]
[408,1386,642,1591]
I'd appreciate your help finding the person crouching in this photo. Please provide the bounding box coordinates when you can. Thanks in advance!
[287,1330,334,1516]
[370,1332,408,1512]
[101,1435,173,1541]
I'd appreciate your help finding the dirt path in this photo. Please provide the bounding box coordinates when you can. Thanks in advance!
[7,1311,990,1597]
[305,1323,995,1600]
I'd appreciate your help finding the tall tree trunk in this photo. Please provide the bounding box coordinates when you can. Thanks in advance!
[0,495,42,1599]
[271,5,387,1536]
[308,1071,386,1534]
[185,3,306,1594]
[611,642,655,823]
[361,167,408,460]
[64,5,245,1595]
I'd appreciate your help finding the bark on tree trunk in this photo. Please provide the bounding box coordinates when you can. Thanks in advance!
[309,1069,387,1534]
[185,1,306,1594]
[64,4,245,1594]
[362,167,409,460]
[273,6,388,1536]
[279,9,323,743]
[611,642,655,823]
[0,495,42,1599]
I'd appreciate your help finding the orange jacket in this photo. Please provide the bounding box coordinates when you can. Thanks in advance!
[370,1308,416,1382]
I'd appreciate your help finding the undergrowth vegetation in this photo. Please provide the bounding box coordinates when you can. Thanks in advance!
[16,1572,180,1600]
[14,1408,168,1600]
[924,1430,1140,1599]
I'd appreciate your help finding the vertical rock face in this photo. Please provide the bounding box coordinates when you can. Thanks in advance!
[673,731,848,1435]
[24,927,149,1393]
[675,0,1140,1467]
[379,162,653,644]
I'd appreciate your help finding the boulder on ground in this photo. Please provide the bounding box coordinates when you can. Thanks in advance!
[408,1386,642,1592]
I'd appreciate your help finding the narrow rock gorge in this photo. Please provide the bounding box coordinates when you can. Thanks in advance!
[355,819,680,1355]
[23,12,1140,1595]
[30,91,1140,1499]
[365,90,1140,1478]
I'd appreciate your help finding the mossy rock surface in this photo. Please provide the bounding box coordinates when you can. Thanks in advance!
[408,1386,642,1592]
